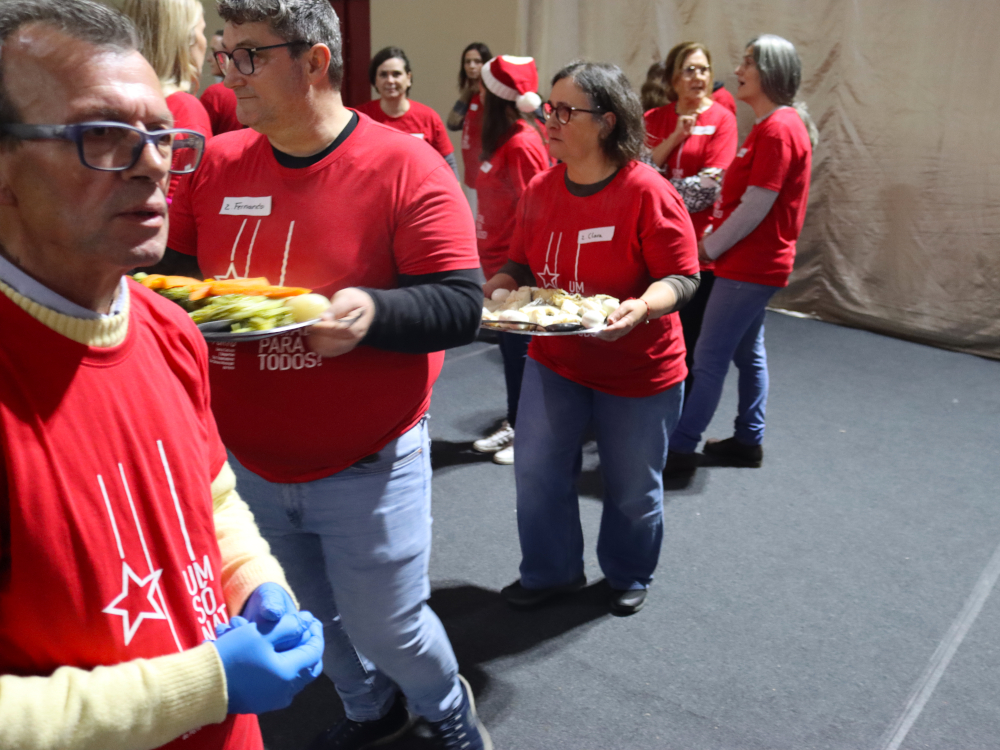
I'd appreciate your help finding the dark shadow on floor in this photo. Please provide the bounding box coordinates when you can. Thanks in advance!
[262,582,609,750]
[430,439,494,472]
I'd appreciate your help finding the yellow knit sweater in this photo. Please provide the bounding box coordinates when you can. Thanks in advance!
[0,280,295,750]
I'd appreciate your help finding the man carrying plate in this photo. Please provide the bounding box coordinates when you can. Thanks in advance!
[160,0,487,748]
[0,1,324,748]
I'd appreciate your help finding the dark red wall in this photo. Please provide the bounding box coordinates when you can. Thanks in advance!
[329,0,371,107]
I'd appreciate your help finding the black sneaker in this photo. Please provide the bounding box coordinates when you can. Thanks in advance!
[500,575,587,609]
[703,436,763,467]
[426,675,492,750]
[664,449,699,475]
[609,587,647,616]
[308,692,411,750]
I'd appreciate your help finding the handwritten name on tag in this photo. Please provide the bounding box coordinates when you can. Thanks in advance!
[691,125,716,135]
[220,197,272,216]
[737,147,749,158]
[578,226,615,244]
[410,133,426,140]
[480,161,493,173]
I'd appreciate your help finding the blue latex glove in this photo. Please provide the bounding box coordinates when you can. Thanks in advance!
[213,611,324,715]
[241,582,298,638]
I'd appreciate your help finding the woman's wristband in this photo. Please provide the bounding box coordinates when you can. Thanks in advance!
[452,100,468,116]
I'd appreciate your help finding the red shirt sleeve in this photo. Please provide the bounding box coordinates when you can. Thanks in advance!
[639,186,700,279]
[702,110,738,171]
[393,163,478,275]
[167,160,200,256]
[506,133,549,197]
[748,130,793,193]
[506,185,532,268]
[428,110,454,157]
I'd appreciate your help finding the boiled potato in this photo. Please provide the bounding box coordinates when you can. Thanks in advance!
[285,293,331,323]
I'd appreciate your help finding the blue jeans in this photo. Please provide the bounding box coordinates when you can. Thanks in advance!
[514,358,683,591]
[230,418,461,723]
[671,277,778,453]
[497,332,530,426]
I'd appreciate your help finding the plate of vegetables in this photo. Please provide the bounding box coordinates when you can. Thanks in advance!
[133,273,333,341]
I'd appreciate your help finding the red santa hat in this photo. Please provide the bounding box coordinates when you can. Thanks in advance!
[481,55,542,114]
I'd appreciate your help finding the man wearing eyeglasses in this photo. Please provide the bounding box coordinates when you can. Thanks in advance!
[162,1,487,749]
[0,2,327,748]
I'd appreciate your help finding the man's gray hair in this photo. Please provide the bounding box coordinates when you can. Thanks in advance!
[0,0,139,129]
[217,0,343,90]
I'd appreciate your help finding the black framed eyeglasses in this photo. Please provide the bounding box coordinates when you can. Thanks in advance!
[214,41,312,75]
[0,121,205,174]
[542,101,604,125]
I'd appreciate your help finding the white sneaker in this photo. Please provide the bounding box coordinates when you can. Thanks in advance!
[492,445,514,465]
[473,421,514,454]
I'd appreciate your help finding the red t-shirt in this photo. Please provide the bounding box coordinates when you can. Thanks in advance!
[713,107,812,287]
[644,101,738,242]
[355,98,454,158]
[461,92,483,188]
[167,92,213,201]
[712,85,738,116]
[168,115,479,483]
[0,284,260,749]
[474,120,549,279]
[508,161,699,397]
[200,82,243,136]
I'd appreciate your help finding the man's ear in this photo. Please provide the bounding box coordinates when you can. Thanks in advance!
[305,43,332,85]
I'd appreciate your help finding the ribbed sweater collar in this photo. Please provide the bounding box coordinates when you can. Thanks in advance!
[0,276,130,348]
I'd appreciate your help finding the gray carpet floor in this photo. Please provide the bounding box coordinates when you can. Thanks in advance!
[260,312,1000,750]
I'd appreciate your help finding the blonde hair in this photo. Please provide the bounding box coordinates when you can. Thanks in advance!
[121,0,203,95]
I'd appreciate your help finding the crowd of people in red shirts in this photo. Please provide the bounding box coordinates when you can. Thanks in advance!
[0,0,817,747]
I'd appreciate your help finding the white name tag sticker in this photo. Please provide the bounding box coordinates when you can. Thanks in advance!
[737,147,749,158]
[410,132,426,140]
[691,125,716,135]
[578,226,615,244]
[220,197,272,216]
[480,161,493,173]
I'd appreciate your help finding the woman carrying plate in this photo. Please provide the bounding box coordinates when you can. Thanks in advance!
[482,62,700,616]
[644,41,738,389]
[666,35,816,474]
[470,55,550,466]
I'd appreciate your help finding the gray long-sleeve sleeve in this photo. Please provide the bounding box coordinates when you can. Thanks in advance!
[444,152,460,181]
[702,185,779,260]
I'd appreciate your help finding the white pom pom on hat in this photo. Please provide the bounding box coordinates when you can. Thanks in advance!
[516,91,542,113]
[482,55,541,111]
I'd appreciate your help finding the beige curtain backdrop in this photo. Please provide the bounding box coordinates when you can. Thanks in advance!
[517,0,1000,359]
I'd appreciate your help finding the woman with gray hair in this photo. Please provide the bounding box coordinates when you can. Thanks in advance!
[483,61,700,616]
[667,34,816,474]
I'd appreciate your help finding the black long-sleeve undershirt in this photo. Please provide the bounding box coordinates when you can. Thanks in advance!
[361,268,483,353]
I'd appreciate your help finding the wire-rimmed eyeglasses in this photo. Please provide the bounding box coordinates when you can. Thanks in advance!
[214,41,312,76]
[542,101,604,125]
[0,121,205,173]
[680,65,711,79]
